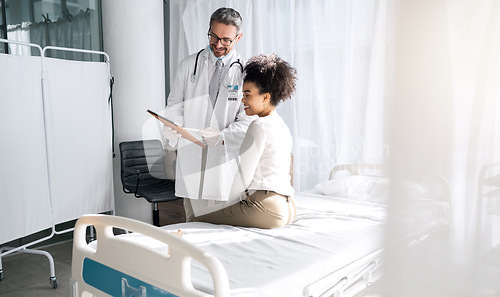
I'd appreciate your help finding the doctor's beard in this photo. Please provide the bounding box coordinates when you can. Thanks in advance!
[210,42,232,58]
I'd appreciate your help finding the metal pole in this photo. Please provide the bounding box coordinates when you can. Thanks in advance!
[0,0,8,54]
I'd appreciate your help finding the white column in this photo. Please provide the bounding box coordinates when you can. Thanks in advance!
[102,0,166,224]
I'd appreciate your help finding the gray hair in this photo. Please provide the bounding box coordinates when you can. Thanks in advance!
[209,7,243,34]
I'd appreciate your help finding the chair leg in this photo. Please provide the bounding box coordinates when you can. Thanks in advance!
[153,202,160,227]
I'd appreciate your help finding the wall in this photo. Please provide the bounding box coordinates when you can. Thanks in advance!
[102,0,166,223]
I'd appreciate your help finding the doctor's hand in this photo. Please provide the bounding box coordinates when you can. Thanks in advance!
[198,128,223,147]
[163,125,181,147]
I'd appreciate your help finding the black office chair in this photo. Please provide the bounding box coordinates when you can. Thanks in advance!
[119,139,180,226]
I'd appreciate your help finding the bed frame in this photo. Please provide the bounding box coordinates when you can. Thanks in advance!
[71,215,230,297]
[71,164,450,297]
[71,218,386,297]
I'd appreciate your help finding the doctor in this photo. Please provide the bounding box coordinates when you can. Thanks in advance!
[162,7,255,221]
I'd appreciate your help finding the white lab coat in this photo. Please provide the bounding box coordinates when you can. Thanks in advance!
[163,47,255,204]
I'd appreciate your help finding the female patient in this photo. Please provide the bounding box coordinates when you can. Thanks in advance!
[193,53,297,229]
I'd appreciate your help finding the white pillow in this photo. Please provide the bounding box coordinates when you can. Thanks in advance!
[314,175,426,204]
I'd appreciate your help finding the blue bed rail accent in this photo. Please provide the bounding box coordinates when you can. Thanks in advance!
[82,258,178,297]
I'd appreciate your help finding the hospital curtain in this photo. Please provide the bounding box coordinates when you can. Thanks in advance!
[168,0,386,191]
[0,47,114,246]
[383,0,500,296]
[0,53,52,244]
[446,0,500,252]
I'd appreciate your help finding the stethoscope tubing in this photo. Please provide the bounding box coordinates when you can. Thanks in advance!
[191,48,243,83]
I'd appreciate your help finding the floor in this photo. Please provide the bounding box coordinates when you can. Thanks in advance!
[0,240,73,297]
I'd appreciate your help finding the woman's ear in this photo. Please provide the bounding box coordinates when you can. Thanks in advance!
[263,93,271,103]
[263,93,272,108]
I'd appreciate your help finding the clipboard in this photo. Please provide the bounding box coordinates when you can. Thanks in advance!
[147,109,206,148]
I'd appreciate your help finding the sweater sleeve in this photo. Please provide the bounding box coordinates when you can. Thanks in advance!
[236,121,266,189]
[220,105,256,159]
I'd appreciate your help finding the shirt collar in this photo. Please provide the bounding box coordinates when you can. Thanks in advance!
[207,45,233,66]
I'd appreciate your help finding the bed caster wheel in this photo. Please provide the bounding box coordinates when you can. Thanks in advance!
[50,276,58,289]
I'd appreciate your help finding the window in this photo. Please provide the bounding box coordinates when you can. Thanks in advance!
[0,0,7,53]
[1,0,102,60]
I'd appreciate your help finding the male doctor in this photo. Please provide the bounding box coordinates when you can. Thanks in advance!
[162,7,254,221]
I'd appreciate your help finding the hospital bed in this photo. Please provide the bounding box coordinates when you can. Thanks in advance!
[71,164,451,297]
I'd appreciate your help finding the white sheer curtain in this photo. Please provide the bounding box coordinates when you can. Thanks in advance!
[6,22,32,55]
[446,0,500,293]
[383,0,500,295]
[168,0,386,191]
[447,0,500,254]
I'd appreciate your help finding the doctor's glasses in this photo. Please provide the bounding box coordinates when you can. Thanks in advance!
[208,32,238,46]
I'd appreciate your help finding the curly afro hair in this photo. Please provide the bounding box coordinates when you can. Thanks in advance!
[243,54,297,107]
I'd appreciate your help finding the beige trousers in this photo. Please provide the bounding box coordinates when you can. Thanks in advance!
[191,190,296,229]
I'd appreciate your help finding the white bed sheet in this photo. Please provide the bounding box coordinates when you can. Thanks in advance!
[136,192,388,296]
[113,190,448,296]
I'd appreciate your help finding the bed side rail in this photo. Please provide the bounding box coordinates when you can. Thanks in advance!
[71,214,230,297]
[304,249,383,297]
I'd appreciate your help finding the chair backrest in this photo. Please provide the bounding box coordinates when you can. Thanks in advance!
[119,140,168,189]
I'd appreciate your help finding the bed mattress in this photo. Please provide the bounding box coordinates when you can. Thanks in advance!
[116,190,448,296]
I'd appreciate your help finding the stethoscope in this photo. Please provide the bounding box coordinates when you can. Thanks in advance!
[190,48,244,83]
